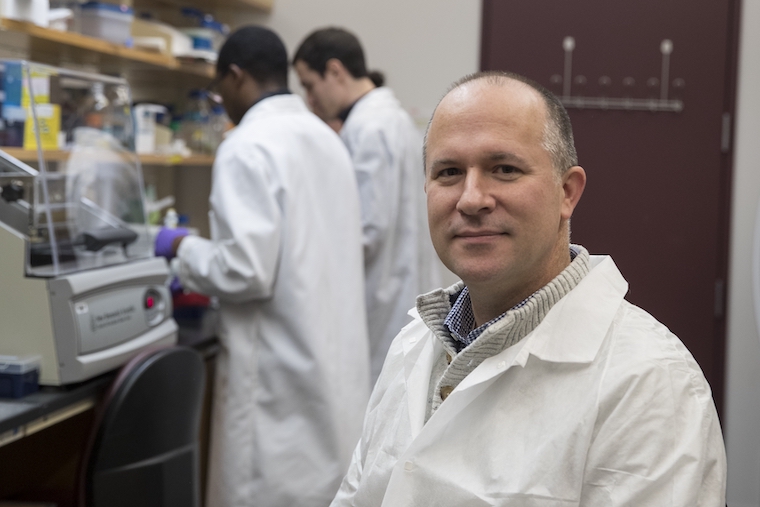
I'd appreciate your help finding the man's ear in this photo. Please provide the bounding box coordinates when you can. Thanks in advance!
[325,58,346,80]
[560,165,586,221]
[228,64,245,85]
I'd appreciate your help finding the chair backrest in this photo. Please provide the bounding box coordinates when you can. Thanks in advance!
[80,346,206,507]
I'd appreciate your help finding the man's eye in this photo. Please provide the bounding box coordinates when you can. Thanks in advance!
[438,167,460,177]
[495,165,519,174]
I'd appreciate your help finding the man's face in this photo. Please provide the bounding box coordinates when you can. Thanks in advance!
[294,60,344,121]
[425,81,579,296]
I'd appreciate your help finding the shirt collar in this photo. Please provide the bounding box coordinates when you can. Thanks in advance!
[337,87,377,122]
[337,100,357,123]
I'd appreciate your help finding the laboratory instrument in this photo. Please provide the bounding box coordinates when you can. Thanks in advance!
[0,60,177,385]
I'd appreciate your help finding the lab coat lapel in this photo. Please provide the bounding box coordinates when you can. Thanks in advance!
[401,325,439,439]
[525,255,627,363]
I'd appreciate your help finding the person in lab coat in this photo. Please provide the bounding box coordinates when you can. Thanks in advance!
[154,26,370,507]
[293,28,440,383]
[329,71,727,506]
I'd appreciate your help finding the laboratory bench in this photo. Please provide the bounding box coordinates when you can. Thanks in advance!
[0,310,219,506]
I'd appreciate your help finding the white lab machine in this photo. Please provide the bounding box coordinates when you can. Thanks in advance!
[0,61,177,385]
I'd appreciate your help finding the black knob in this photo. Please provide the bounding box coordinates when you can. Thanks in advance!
[1,182,24,203]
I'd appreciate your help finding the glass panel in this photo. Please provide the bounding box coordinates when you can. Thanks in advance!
[0,150,37,238]
[0,60,151,277]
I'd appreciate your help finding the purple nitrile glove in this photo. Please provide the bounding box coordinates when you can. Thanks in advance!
[169,276,184,294]
[154,227,188,259]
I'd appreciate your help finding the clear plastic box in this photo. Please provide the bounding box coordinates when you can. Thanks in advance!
[0,355,41,398]
[78,2,134,46]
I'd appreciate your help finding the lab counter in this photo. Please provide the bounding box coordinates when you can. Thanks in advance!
[0,371,112,444]
[0,311,219,505]
[0,309,219,441]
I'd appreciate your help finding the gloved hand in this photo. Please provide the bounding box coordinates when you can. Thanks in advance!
[169,276,184,295]
[154,227,188,259]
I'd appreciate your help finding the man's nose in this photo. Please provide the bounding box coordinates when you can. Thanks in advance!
[456,170,495,215]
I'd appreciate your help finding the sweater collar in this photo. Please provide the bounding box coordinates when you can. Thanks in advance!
[417,246,594,360]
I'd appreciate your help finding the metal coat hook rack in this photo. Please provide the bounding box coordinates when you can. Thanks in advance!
[558,37,684,113]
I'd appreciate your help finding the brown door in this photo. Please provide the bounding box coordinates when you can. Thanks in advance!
[481,0,739,414]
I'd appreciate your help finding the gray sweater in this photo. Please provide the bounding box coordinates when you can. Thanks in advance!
[416,246,591,422]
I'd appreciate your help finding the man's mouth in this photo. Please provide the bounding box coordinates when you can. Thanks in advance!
[455,229,506,238]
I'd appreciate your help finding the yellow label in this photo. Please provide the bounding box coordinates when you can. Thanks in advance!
[24,104,61,151]
[21,72,52,108]
[22,68,60,150]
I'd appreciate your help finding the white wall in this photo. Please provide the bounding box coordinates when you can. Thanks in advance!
[726,0,760,505]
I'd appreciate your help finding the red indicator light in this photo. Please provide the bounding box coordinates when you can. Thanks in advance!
[145,296,155,309]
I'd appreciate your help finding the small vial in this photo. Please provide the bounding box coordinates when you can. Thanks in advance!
[164,208,179,229]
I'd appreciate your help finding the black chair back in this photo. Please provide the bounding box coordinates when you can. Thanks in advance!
[80,346,205,507]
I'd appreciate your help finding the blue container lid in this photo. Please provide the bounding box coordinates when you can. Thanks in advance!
[81,2,134,15]
[188,89,209,99]
[0,355,41,375]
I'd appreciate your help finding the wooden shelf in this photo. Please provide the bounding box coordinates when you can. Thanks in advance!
[0,147,214,167]
[139,153,215,166]
[134,0,272,12]
[235,0,272,9]
[1,148,71,162]
[0,18,214,79]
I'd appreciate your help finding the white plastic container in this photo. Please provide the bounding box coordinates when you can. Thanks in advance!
[0,0,50,27]
[78,2,133,45]
[48,7,73,31]
[131,18,192,57]
[134,103,168,154]
[177,27,217,61]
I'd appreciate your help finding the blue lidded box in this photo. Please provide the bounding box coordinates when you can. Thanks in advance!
[0,355,41,398]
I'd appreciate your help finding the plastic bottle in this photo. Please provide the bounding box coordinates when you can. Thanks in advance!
[82,81,109,129]
[209,104,229,152]
[180,90,212,154]
[164,208,179,229]
[106,84,133,148]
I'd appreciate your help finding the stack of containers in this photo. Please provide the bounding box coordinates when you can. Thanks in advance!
[77,2,134,46]
[178,8,229,61]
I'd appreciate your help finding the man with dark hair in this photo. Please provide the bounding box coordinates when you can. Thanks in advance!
[330,71,726,506]
[154,25,370,507]
[294,27,440,384]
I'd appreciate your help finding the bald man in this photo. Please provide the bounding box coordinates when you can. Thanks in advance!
[330,71,726,507]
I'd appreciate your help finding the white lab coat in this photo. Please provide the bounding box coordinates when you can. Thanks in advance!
[340,87,440,383]
[176,95,370,507]
[332,255,726,507]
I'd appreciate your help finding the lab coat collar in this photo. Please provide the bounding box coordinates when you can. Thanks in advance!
[344,87,396,122]
[521,255,628,364]
[457,255,627,393]
[237,93,308,126]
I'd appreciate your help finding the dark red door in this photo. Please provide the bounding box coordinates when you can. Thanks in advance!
[481,0,739,413]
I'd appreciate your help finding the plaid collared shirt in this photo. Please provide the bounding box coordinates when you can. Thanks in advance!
[443,287,531,350]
